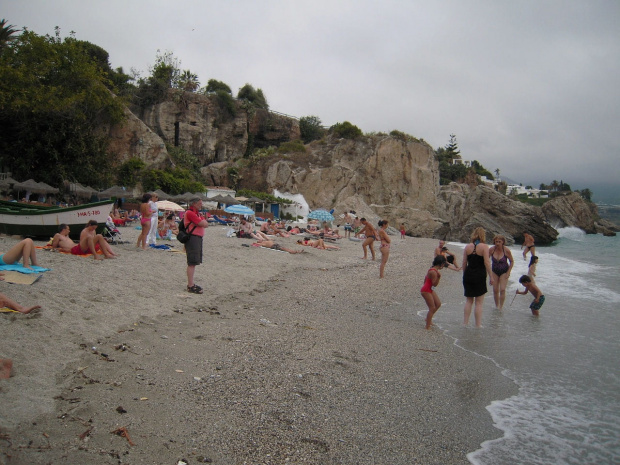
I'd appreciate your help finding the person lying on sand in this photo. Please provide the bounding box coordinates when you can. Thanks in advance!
[297,238,340,250]
[253,240,304,254]
[52,222,117,259]
[0,238,41,270]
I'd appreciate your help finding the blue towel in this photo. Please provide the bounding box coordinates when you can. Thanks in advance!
[149,244,171,250]
[0,264,51,274]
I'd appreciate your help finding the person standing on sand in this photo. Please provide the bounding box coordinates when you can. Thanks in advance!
[136,193,152,250]
[359,218,377,260]
[462,227,493,327]
[146,193,159,246]
[0,238,41,269]
[421,255,447,329]
[378,220,391,278]
[522,231,535,261]
[343,211,353,239]
[352,216,362,237]
[399,223,406,240]
[184,197,209,294]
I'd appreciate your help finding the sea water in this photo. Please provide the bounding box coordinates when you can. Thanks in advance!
[435,227,620,465]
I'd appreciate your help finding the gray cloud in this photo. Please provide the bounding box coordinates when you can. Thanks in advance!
[5,0,619,191]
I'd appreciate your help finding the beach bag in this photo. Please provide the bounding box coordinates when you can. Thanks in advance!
[177,220,196,244]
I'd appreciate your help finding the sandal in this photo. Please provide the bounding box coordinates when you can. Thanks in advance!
[187,284,203,294]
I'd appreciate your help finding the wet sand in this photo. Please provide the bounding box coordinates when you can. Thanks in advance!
[0,224,516,464]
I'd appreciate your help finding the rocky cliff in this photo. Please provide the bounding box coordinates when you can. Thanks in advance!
[542,192,618,236]
[106,93,613,243]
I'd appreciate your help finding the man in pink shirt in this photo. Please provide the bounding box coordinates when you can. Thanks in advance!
[184,197,209,294]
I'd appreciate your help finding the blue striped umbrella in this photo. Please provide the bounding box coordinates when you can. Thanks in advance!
[308,209,334,222]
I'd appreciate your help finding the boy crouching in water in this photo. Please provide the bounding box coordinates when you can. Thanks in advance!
[517,275,545,316]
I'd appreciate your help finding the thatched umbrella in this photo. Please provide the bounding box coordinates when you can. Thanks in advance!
[0,177,19,190]
[153,189,171,200]
[99,185,128,198]
[13,179,48,194]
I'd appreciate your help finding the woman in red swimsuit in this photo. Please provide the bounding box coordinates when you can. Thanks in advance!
[421,255,447,329]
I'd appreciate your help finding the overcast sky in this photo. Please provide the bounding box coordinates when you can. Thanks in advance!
[5,0,619,195]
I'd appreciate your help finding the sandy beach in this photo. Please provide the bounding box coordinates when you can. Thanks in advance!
[0,223,516,465]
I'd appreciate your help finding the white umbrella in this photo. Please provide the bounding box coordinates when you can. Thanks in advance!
[156,200,185,212]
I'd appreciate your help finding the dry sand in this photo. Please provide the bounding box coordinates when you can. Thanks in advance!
[0,224,516,464]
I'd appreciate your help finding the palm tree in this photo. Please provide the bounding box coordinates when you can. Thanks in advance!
[0,19,19,54]
[494,168,500,180]
[178,70,199,92]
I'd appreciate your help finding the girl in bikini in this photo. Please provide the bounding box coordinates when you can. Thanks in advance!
[489,234,514,310]
[378,220,391,278]
[136,193,153,250]
[421,255,447,329]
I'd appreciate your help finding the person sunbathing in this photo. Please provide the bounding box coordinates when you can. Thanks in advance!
[297,238,340,250]
[52,222,117,259]
[238,218,269,240]
[0,238,41,270]
[253,240,303,254]
[0,276,41,314]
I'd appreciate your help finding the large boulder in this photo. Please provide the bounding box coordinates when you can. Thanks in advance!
[542,192,598,233]
[435,184,559,245]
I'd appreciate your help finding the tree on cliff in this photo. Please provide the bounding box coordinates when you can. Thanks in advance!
[178,70,200,92]
[203,79,232,94]
[299,115,325,143]
[0,28,125,187]
[238,84,269,110]
[330,121,362,139]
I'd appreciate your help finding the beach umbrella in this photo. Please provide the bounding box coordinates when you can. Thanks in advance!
[308,209,334,222]
[13,179,48,194]
[100,185,127,197]
[36,181,59,194]
[208,194,228,203]
[156,200,185,212]
[0,177,19,190]
[153,189,171,200]
[224,204,255,215]
[219,195,238,205]
[193,192,208,201]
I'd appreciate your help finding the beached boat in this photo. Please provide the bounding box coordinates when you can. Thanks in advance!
[0,199,115,239]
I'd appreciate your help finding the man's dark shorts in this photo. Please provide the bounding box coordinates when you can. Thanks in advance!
[186,235,203,266]
[530,295,545,311]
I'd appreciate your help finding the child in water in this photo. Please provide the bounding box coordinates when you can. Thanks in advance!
[420,255,447,329]
[528,255,538,280]
[517,275,545,316]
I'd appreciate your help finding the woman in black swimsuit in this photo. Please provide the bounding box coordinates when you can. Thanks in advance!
[489,235,514,310]
[462,227,493,327]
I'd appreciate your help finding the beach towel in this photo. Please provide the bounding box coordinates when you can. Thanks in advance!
[0,307,19,313]
[1,271,42,285]
[149,244,172,250]
[0,264,50,274]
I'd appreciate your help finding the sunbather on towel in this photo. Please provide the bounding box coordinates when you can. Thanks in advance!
[297,238,340,250]
[0,238,41,270]
[253,240,303,254]
[52,222,117,259]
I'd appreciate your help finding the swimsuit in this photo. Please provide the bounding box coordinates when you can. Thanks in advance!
[70,243,100,255]
[380,243,390,249]
[491,250,510,276]
[421,268,439,293]
[530,295,545,311]
[463,243,487,297]
[141,217,151,226]
[271,243,282,250]
[0,254,6,266]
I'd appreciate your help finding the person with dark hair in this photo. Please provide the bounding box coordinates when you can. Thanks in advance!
[517,275,545,316]
[359,218,377,260]
[69,220,117,259]
[421,255,447,329]
[184,197,209,294]
[146,193,159,246]
[522,231,535,261]
[378,220,391,278]
[528,255,538,281]
[136,193,153,250]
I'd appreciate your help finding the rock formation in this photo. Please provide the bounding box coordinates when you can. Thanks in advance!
[106,92,613,243]
[542,192,617,236]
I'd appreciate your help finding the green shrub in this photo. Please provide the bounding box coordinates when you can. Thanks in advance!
[330,121,363,139]
[277,140,306,153]
[389,130,420,143]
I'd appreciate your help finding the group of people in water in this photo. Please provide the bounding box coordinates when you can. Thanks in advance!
[421,228,544,329]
